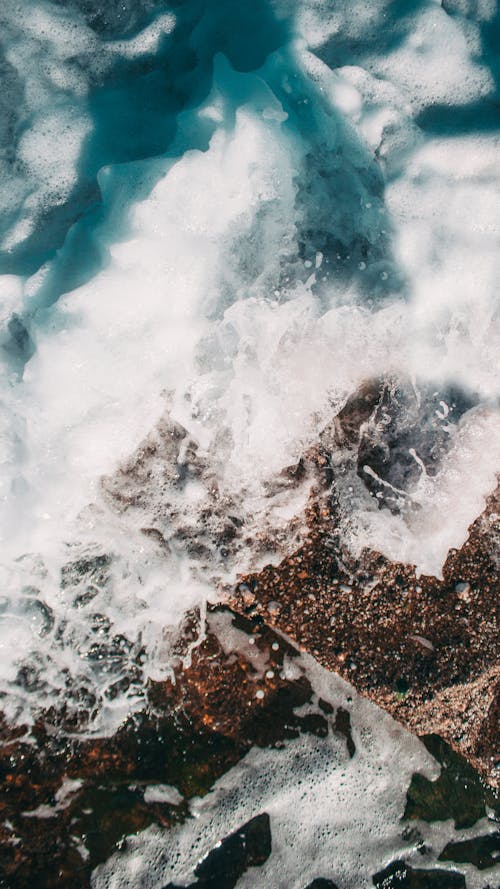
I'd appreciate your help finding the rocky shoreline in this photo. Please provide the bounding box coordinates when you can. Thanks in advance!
[1,381,498,886]
[1,603,498,888]
[229,385,499,789]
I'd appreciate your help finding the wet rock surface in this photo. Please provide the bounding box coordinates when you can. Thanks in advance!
[0,604,498,888]
[0,381,499,887]
[404,735,499,831]
[164,812,272,889]
[230,382,500,788]
[101,410,309,579]
[97,377,499,790]
[372,859,466,888]
[0,607,333,888]
[304,881,340,889]
[438,832,500,872]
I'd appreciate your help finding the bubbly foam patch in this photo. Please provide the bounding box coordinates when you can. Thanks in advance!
[92,652,498,888]
[0,0,178,260]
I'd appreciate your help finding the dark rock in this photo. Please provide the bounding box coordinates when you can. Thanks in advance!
[164,812,271,889]
[404,735,498,830]
[303,880,340,889]
[354,378,476,513]
[333,706,356,758]
[438,831,500,870]
[372,859,466,888]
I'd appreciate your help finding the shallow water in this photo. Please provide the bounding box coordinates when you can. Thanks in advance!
[0,0,499,885]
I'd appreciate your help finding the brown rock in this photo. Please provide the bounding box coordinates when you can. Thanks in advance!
[229,386,500,786]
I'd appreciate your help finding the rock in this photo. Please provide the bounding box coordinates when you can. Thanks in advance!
[438,831,500,871]
[0,604,497,887]
[372,859,466,888]
[303,880,340,889]
[164,812,272,889]
[229,382,500,787]
[0,379,498,886]
[404,734,498,830]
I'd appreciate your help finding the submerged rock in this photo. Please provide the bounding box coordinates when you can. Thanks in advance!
[438,831,500,871]
[372,859,466,888]
[164,812,272,889]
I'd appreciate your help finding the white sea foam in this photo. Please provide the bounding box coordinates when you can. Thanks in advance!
[0,0,177,255]
[93,651,498,888]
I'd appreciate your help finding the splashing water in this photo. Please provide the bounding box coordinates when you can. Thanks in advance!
[0,0,499,883]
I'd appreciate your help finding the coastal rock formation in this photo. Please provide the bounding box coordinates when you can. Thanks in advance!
[229,382,500,787]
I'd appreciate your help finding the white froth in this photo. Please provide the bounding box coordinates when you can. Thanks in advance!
[372,4,492,111]
[94,654,494,889]
[8,97,296,554]
[110,12,176,57]
[349,407,500,577]
[143,784,184,806]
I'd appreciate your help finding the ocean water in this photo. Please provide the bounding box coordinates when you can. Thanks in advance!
[0,0,499,885]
